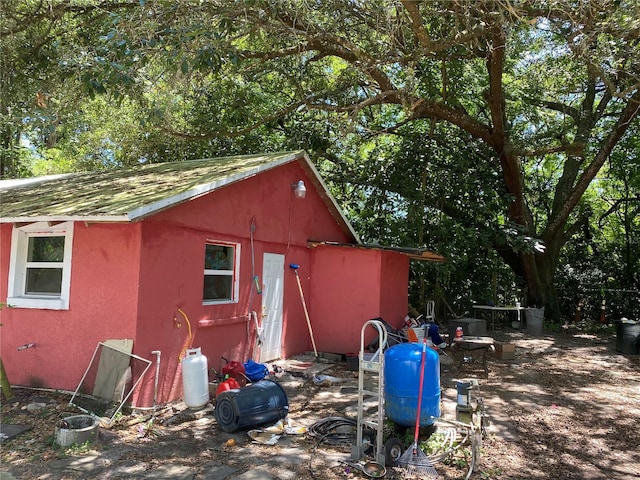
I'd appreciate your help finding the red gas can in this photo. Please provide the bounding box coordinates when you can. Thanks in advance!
[216,378,241,396]
[222,361,246,386]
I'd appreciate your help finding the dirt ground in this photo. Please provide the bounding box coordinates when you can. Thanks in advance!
[1,325,639,480]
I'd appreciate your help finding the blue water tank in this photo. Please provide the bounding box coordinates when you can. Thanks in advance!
[384,342,441,427]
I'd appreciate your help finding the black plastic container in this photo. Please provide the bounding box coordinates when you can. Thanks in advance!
[616,321,640,354]
[214,380,289,432]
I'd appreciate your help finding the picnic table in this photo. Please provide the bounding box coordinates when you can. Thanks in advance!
[472,304,524,332]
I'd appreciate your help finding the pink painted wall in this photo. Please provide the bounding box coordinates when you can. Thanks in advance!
[379,250,412,326]
[0,222,141,392]
[1,156,414,408]
[308,245,410,354]
[129,159,351,406]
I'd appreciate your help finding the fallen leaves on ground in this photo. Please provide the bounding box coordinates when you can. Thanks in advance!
[1,327,639,479]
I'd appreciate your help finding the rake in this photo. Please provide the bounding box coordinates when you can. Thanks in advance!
[397,337,439,478]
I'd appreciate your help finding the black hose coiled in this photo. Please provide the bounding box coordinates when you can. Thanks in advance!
[307,416,357,445]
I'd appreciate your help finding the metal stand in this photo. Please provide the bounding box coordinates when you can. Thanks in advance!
[351,319,387,466]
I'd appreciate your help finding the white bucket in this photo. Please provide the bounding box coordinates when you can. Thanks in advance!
[182,347,209,409]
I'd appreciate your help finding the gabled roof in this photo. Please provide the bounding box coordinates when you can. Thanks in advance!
[0,151,359,243]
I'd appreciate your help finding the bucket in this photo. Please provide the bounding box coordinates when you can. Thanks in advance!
[408,327,427,343]
[525,308,544,336]
[214,380,289,433]
[345,353,375,371]
[346,353,359,371]
[616,321,640,354]
[384,343,441,427]
[55,415,99,447]
[182,347,209,409]
[456,380,472,407]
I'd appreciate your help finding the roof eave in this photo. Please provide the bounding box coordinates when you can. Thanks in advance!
[1,215,130,224]
[298,153,361,244]
[307,240,445,262]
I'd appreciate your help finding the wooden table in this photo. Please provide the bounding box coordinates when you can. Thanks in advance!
[472,305,524,332]
[450,336,495,377]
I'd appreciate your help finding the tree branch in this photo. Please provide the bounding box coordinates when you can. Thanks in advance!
[598,197,640,227]
[534,99,580,121]
[400,0,432,51]
[544,90,640,240]
[1,1,135,38]
[158,99,307,140]
[521,142,586,158]
[486,26,507,145]
[409,98,494,144]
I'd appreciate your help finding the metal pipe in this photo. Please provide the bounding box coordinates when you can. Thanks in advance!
[151,350,161,411]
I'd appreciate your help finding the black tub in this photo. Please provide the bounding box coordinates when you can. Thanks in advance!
[214,380,289,433]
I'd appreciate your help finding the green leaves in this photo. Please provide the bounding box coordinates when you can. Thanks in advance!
[3,0,639,318]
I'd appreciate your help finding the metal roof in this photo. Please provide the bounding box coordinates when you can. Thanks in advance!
[0,151,359,242]
[307,241,445,262]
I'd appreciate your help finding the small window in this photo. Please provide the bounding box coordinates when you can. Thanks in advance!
[203,242,239,304]
[7,222,74,310]
[26,236,65,295]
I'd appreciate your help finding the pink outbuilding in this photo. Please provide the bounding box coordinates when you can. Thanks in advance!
[0,151,442,407]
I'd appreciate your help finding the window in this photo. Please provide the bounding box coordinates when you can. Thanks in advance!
[7,222,74,310]
[203,242,239,304]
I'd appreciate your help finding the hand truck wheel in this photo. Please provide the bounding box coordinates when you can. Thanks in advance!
[384,437,404,467]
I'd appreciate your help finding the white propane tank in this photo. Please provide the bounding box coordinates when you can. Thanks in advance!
[181,347,209,409]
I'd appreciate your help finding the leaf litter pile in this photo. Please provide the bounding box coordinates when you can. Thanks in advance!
[1,327,639,479]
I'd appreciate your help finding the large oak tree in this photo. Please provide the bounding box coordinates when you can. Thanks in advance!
[4,0,640,317]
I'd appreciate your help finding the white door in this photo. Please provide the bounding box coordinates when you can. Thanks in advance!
[259,253,285,362]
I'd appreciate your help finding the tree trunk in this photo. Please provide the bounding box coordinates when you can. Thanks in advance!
[498,245,563,321]
[0,358,14,401]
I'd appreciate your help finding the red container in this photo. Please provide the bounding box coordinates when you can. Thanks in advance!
[216,378,241,396]
[222,361,246,386]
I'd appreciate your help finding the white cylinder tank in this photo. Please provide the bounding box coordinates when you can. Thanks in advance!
[181,347,209,409]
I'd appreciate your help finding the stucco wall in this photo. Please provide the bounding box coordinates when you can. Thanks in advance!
[0,222,141,391]
[379,250,411,328]
[1,156,365,407]
[131,160,350,405]
[308,244,410,354]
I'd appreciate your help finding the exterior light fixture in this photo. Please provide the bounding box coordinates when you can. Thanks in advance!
[292,180,307,199]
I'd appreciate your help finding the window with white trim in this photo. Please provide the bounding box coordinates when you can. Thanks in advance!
[7,221,74,310]
[203,242,239,304]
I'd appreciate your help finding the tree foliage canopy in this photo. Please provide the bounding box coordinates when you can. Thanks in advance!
[2,0,639,318]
